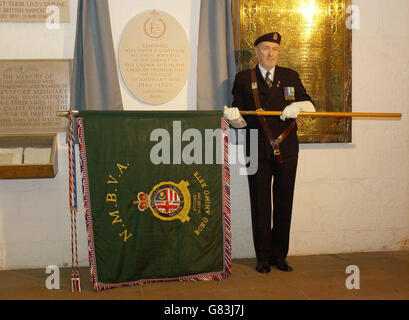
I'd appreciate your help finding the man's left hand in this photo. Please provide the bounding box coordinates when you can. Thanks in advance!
[280,101,315,121]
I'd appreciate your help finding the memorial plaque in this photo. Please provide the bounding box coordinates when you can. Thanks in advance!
[0,60,70,133]
[118,10,191,105]
[0,0,69,23]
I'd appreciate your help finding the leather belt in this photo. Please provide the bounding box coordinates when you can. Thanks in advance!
[271,121,295,164]
[250,68,295,164]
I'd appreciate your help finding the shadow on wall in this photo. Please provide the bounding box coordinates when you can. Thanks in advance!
[0,208,5,270]
[300,143,356,150]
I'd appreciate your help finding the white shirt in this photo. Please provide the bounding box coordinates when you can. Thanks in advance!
[258,65,275,82]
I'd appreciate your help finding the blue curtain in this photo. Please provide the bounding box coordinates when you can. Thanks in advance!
[71,0,123,111]
[197,0,236,110]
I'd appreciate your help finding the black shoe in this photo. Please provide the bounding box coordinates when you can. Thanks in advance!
[272,259,293,272]
[255,262,271,274]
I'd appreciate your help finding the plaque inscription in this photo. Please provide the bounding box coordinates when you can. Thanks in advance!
[0,0,69,23]
[118,10,191,105]
[0,60,70,133]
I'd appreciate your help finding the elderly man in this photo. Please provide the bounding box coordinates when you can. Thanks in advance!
[225,32,315,273]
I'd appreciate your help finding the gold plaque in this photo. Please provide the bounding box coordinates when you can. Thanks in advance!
[232,0,352,143]
[0,0,70,23]
[118,10,191,105]
[0,60,70,133]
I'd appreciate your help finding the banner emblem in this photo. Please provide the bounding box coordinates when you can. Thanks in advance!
[134,181,191,223]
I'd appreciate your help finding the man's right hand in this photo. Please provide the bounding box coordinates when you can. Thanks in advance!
[223,106,247,128]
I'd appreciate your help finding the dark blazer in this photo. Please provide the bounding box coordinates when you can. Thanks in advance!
[232,65,314,161]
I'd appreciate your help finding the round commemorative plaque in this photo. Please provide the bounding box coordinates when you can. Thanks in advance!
[118,10,191,105]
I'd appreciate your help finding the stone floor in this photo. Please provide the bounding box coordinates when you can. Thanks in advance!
[0,250,408,300]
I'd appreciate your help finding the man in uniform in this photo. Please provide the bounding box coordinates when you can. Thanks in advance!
[224,32,315,273]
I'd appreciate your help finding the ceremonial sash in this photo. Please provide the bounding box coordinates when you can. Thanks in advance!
[250,69,295,164]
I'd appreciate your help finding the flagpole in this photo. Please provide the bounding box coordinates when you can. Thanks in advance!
[56,110,402,118]
[239,111,402,118]
[57,110,79,117]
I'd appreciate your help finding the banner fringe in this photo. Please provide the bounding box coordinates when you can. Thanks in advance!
[71,271,82,293]
[68,112,81,293]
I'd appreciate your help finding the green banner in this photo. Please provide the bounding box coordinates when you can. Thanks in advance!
[77,111,231,291]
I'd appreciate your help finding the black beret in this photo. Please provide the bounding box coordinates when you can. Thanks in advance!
[254,32,281,47]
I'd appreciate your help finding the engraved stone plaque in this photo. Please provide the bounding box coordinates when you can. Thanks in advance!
[118,9,191,105]
[0,0,69,23]
[0,60,70,133]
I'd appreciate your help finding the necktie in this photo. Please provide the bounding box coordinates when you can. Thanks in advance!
[265,71,272,88]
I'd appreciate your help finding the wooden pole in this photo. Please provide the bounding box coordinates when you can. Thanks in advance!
[239,111,402,118]
[56,110,79,117]
[56,110,402,118]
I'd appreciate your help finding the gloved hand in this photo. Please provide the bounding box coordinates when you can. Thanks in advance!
[280,101,315,121]
[223,106,247,128]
